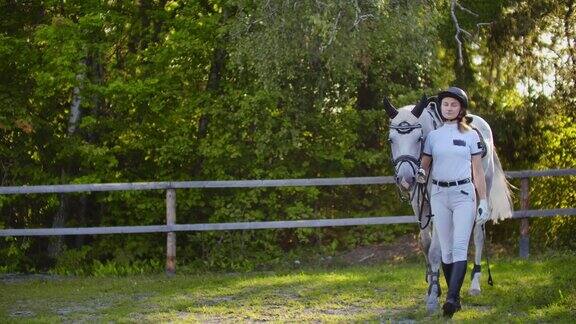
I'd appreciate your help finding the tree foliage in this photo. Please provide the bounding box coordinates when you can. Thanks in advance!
[0,0,574,272]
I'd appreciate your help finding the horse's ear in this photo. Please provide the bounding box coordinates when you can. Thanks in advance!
[383,97,398,119]
[411,94,428,118]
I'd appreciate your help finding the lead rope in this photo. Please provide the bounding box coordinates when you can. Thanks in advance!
[482,224,494,286]
[416,162,433,230]
[418,171,434,286]
[420,169,438,295]
[417,183,432,230]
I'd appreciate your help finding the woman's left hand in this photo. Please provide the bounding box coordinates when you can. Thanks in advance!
[476,199,490,225]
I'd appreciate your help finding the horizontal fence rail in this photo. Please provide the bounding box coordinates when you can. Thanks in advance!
[0,216,419,236]
[0,177,396,195]
[1,168,574,274]
[1,209,575,237]
[1,169,574,195]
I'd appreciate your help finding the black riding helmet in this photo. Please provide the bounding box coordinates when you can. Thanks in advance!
[437,86,468,121]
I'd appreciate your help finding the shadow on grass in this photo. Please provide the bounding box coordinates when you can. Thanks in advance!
[125,263,444,322]
[2,253,575,322]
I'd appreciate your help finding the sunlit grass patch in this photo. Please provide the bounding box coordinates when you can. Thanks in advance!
[1,253,575,322]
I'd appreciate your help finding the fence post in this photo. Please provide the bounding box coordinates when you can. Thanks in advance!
[166,189,176,276]
[519,178,530,259]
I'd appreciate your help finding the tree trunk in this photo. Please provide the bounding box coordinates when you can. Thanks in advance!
[193,6,235,176]
[48,71,84,258]
[128,0,167,53]
[71,50,105,249]
[197,47,227,138]
[354,67,381,176]
[74,195,88,248]
[565,0,575,68]
[47,171,68,258]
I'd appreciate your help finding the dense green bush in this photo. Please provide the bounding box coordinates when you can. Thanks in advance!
[1,0,574,274]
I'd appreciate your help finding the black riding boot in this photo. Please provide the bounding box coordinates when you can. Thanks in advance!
[441,262,453,288]
[443,260,467,318]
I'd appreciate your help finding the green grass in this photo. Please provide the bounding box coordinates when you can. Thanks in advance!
[1,253,575,323]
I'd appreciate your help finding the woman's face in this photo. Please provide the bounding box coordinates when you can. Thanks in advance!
[441,97,462,121]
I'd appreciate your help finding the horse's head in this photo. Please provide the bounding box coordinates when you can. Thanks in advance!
[384,96,429,195]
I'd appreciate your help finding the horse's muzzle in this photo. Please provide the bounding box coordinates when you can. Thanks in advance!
[396,176,415,190]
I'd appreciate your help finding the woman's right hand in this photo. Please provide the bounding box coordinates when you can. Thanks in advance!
[416,168,427,184]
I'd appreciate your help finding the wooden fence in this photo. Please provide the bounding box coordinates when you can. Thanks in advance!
[1,168,575,275]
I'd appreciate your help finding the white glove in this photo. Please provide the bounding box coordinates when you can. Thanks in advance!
[416,168,427,184]
[476,199,490,225]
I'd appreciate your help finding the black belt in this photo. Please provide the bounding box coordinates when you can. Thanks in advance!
[432,178,471,187]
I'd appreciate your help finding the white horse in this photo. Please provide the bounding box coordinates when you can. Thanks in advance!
[383,96,513,312]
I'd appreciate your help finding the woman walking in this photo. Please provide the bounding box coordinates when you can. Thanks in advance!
[417,87,490,317]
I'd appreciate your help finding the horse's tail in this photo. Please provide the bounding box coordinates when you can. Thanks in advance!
[489,148,514,222]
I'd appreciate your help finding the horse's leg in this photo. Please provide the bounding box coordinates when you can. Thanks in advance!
[413,193,440,313]
[428,224,442,309]
[418,225,431,282]
[429,224,442,277]
[470,223,484,295]
[469,166,492,296]
[420,222,441,313]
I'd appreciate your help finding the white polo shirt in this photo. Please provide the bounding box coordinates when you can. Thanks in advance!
[423,123,482,181]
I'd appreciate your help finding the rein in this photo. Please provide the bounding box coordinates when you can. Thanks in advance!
[388,121,432,229]
[416,176,433,230]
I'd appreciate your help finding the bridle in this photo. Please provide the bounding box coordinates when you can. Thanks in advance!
[389,121,424,199]
[388,120,432,230]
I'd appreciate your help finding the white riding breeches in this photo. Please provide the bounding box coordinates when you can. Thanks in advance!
[431,181,476,264]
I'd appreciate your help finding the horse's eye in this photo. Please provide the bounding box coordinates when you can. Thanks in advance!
[388,138,393,143]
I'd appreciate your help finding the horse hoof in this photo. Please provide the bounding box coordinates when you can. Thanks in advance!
[426,299,439,313]
[469,288,481,296]
[426,293,439,313]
